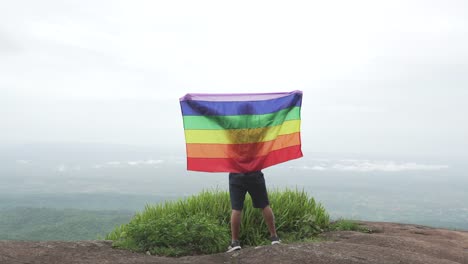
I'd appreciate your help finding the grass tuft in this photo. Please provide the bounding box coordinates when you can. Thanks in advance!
[107,188,330,256]
[329,219,371,233]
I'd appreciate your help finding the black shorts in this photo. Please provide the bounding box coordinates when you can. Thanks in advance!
[229,171,269,210]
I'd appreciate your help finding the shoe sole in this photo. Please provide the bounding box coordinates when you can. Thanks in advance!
[226,246,241,253]
[271,241,281,245]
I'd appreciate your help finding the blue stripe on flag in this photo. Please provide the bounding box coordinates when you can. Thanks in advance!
[180,92,302,116]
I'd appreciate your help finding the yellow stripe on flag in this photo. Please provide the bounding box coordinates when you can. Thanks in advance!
[184,120,301,144]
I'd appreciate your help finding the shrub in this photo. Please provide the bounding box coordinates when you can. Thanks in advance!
[241,189,329,244]
[329,219,370,233]
[125,213,229,256]
[107,189,330,256]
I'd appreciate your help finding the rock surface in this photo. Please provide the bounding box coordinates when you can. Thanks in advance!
[0,221,467,264]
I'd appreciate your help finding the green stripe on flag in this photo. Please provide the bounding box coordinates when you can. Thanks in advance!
[182,106,301,130]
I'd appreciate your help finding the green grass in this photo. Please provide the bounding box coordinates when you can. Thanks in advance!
[329,219,371,233]
[107,188,330,256]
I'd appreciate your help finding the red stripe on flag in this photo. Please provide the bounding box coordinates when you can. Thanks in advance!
[186,145,303,173]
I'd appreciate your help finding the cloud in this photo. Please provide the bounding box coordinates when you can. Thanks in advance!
[1,0,467,157]
[94,159,164,168]
[127,160,164,166]
[317,104,387,114]
[105,161,121,166]
[56,164,67,172]
[0,30,22,53]
[54,164,81,172]
[296,159,449,172]
[333,160,449,172]
[300,165,327,171]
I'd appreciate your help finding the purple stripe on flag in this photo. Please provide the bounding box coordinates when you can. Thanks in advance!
[179,90,302,102]
[180,91,302,116]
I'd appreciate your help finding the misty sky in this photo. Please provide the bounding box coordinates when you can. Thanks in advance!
[1,0,467,157]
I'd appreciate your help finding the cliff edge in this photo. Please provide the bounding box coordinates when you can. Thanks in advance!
[1,221,467,264]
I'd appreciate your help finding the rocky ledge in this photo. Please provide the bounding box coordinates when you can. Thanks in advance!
[1,221,467,264]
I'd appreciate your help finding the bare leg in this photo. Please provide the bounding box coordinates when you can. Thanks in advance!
[262,205,277,237]
[230,209,242,241]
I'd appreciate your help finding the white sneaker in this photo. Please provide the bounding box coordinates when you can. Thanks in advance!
[271,236,281,245]
[226,240,241,253]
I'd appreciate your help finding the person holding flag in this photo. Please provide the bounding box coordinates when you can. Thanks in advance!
[180,90,303,252]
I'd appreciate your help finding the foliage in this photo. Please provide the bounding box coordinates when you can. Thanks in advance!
[107,189,330,256]
[122,213,229,256]
[329,219,370,233]
[0,207,133,240]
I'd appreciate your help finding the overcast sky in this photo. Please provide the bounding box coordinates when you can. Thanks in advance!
[1,0,467,157]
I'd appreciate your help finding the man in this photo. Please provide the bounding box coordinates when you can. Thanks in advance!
[227,170,281,252]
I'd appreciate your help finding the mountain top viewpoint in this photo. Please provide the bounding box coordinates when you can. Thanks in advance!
[1,221,467,264]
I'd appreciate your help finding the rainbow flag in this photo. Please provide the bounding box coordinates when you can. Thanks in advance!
[180,90,303,173]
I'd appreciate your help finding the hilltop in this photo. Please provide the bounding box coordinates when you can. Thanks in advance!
[1,221,467,264]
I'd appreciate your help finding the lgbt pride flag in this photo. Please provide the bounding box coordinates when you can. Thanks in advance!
[180,90,303,173]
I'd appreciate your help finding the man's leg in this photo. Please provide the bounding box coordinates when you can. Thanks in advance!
[262,205,277,238]
[230,209,242,241]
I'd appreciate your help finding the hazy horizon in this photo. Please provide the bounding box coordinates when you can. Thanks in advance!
[1,142,467,231]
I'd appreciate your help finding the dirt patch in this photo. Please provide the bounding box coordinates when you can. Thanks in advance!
[0,222,467,264]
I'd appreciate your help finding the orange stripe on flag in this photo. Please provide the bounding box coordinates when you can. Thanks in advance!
[186,132,301,159]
